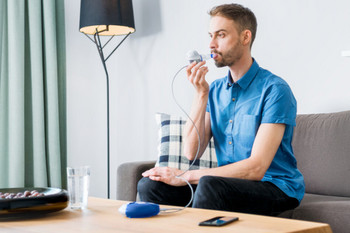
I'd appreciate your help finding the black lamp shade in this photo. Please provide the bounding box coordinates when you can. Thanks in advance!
[79,0,135,36]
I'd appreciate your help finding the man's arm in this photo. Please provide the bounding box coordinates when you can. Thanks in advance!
[183,110,212,161]
[183,61,212,160]
[143,123,286,186]
[185,123,286,183]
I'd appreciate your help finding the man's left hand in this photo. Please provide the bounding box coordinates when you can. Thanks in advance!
[142,167,187,186]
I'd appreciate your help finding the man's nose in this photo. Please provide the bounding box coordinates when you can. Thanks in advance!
[209,37,217,50]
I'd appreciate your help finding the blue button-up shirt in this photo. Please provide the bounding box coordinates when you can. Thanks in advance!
[206,59,305,202]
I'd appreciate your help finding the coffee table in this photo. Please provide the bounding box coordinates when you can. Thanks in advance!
[0,197,332,233]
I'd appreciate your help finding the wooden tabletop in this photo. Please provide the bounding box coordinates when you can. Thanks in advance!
[0,197,332,233]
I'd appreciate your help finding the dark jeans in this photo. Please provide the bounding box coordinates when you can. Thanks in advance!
[137,176,299,216]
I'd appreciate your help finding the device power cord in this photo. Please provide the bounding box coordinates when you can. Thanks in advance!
[159,65,201,214]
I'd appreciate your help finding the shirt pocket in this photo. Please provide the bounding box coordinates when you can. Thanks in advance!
[236,114,260,150]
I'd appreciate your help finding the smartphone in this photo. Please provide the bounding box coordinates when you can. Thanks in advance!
[198,216,239,227]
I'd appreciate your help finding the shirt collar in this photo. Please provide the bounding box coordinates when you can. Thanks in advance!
[226,58,259,90]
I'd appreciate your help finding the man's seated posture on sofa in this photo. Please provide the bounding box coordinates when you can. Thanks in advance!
[138,3,305,216]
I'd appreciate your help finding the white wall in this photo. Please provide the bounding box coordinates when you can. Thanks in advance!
[65,0,350,199]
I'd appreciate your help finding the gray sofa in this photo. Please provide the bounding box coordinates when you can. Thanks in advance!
[117,110,350,233]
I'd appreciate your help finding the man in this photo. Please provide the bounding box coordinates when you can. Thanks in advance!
[138,3,304,216]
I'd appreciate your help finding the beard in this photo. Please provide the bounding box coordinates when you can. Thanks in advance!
[213,41,243,68]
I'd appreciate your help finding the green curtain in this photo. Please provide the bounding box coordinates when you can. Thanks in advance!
[0,0,66,189]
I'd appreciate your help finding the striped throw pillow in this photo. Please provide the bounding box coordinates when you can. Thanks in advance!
[155,113,217,170]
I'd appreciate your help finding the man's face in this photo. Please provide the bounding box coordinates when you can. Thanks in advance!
[209,16,244,68]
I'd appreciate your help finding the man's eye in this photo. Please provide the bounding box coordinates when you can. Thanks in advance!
[218,33,225,38]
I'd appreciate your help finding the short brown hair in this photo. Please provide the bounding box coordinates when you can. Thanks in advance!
[209,4,257,48]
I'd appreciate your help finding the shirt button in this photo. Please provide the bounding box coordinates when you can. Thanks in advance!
[229,141,232,145]
[232,98,236,101]
[229,120,233,123]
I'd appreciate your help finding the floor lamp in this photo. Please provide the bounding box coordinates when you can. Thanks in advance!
[79,0,136,199]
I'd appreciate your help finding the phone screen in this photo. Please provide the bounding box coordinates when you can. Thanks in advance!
[199,216,239,226]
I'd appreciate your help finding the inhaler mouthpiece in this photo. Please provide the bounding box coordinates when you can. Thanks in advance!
[186,50,213,63]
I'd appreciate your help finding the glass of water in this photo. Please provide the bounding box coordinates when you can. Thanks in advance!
[67,166,90,209]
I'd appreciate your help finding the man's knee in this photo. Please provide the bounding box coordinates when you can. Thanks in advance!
[137,177,159,201]
[198,175,217,188]
[137,177,150,193]
[193,176,218,208]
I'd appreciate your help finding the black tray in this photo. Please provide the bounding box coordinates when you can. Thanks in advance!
[0,187,69,218]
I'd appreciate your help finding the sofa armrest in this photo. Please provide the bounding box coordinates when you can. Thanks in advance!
[116,160,156,201]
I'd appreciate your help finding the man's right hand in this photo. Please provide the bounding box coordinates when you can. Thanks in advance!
[186,61,209,96]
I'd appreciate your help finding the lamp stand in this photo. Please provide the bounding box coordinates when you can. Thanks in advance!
[83,29,131,199]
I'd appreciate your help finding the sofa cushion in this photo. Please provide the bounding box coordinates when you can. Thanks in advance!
[155,113,217,170]
[291,193,350,233]
[293,110,350,197]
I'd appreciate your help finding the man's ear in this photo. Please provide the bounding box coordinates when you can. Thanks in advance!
[241,30,252,46]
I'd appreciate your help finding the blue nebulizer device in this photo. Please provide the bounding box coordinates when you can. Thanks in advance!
[119,202,160,218]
